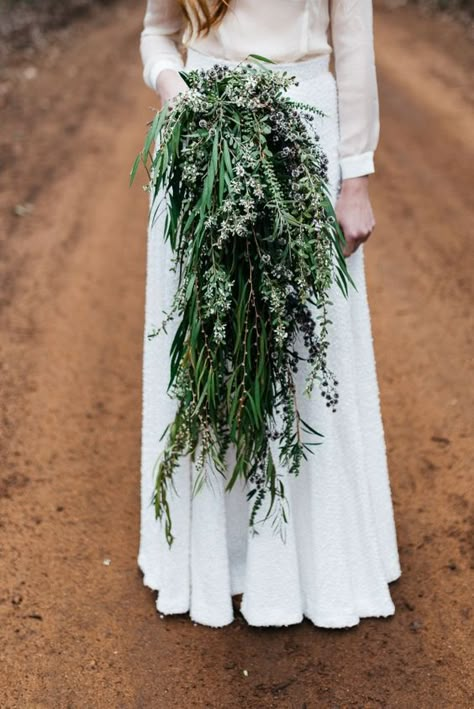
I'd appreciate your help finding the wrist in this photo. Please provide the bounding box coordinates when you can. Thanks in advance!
[340,175,369,195]
[156,69,187,103]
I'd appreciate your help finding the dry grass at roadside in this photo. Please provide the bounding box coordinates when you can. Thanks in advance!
[381,0,473,23]
[0,0,116,58]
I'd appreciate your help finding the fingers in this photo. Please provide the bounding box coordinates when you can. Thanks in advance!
[342,229,374,257]
[334,186,376,258]
[342,240,354,258]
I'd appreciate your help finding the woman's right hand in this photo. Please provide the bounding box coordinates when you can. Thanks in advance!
[156,69,189,105]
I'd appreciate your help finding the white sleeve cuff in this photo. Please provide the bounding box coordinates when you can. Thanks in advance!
[340,151,375,180]
[143,56,185,93]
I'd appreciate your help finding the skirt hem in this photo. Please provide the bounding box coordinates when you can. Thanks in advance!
[138,560,402,630]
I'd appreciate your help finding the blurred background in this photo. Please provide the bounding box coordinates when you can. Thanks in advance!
[1,0,473,52]
[1,1,473,707]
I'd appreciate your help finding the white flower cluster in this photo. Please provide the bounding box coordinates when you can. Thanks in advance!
[201,268,234,345]
[138,59,352,545]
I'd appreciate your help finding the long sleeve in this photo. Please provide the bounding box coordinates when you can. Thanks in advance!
[329,0,380,179]
[140,0,185,92]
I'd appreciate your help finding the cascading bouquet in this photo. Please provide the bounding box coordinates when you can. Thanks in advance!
[131,57,355,546]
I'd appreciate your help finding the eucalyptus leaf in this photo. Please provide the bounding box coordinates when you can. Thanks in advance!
[131,60,354,546]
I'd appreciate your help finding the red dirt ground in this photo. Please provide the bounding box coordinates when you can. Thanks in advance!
[0,2,473,706]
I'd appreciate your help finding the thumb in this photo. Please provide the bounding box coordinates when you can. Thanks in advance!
[342,234,355,258]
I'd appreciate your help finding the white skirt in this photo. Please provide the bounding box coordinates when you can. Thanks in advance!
[138,47,401,628]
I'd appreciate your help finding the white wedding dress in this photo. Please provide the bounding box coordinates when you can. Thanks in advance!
[138,49,401,628]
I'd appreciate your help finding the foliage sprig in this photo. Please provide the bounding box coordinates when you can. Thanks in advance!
[131,58,355,546]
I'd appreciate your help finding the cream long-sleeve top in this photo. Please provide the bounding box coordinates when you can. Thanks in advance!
[140,0,380,180]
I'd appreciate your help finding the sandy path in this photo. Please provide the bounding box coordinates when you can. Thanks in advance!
[0,2,472,707]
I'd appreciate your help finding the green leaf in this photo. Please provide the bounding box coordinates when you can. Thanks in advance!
[178,70,191,87]
[218,153,226,203]
[144,103,168,159]
[185,272,196,301]
[300,417,324,437]
[223,140,234,178]
[129,152,142,186]
[211,129,219,174]
[247,53,275,64]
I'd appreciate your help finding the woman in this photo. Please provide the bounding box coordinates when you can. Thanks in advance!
[138,0,401,628]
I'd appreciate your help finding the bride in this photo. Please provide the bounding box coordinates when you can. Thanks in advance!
[137,0,401,628]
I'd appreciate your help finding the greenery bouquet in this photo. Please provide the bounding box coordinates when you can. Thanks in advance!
[131,58,355,546]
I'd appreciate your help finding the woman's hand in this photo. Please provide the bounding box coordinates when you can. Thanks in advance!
[156,69,189,105]
[335,176,376,257]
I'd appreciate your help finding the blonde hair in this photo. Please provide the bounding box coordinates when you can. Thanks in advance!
[178,0,230,37]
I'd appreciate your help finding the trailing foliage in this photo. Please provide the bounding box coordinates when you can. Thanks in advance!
[131,58,355,546]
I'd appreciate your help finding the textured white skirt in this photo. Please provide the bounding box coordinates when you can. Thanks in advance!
[138,48,401,628]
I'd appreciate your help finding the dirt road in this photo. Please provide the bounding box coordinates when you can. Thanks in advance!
[0,2,473,707]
